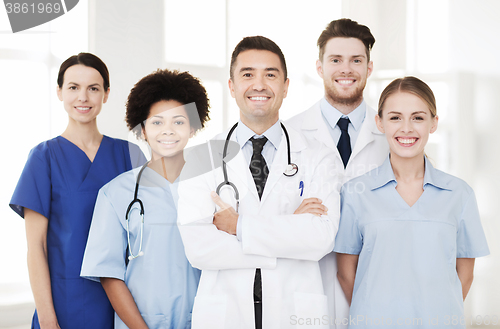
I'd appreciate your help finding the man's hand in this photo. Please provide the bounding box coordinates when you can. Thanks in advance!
[294,198,328,216]
[211,191,239,235]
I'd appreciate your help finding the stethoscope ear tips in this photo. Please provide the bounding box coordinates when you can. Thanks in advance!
[138,251,144,256]
[128,255,134,261]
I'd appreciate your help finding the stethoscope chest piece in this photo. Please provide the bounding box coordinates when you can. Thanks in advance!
[283,163,298,177]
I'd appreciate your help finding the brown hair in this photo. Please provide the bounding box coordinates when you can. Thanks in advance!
[378,76,437,118]
[317,18,375,62]
[57,52,110,90]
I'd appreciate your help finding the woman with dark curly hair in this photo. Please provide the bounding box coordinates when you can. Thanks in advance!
[81,69,210,329]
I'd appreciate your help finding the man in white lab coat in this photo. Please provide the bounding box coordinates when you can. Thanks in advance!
[177,36,340,329]
[287,19,390,328]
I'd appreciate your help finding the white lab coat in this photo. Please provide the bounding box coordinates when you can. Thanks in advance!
[177,122,340,329]
[286,101,389,329]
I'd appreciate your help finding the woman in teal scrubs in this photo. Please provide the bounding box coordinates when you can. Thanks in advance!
[81,69,210,328]
[10,53,145,329]
[334,76,489,328]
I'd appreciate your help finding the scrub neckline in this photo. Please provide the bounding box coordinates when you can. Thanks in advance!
[57,134,107,164]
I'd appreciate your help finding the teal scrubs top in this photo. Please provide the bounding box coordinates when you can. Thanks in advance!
[334,156,489,328]
[81,166,200,329]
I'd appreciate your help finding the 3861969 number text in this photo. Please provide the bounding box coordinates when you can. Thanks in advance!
[5,2,61,14]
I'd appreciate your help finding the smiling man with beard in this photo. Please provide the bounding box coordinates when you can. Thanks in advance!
[287,18,389,329]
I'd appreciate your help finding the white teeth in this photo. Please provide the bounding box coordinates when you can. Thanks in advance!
[337,80,354,85]
[397,138,417,144]
[249,96,268,101]
[160,141,177,145]
[76,107,90,110]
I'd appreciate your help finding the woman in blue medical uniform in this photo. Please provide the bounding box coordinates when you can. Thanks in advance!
[10,53,145,329]
[81,69,210,329]
[334,77,489,328]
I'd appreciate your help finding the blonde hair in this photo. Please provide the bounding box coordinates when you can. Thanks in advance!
[378,76,437,118]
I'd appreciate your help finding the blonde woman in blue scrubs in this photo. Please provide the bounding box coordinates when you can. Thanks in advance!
[334,76,489,328]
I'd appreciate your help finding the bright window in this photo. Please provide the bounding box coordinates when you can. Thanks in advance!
[0,0,89,286]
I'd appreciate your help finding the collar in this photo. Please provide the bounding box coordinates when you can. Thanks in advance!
[320,97,366,131]
[235,119,282,151]
[370,155,452,191]
[422,157,452,191]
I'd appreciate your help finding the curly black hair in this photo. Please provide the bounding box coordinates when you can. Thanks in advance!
[126,69,210,139]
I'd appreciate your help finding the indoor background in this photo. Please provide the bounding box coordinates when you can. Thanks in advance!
[1,0,499,328]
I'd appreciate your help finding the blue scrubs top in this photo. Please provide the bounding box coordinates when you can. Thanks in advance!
[81,166,201,329]
[334,156,489,328]
[10,135,145,329]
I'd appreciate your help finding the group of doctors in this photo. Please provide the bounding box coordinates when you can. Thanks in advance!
[10,18,489,329]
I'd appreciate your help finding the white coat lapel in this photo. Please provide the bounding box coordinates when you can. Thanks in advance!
[350,106,381,160]
[260,123,305,204]
[303,102,340,160]
[218,132,260,202]
[260,132,287,204]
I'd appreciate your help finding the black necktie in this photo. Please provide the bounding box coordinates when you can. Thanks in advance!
[337,117,351,168]
[249,136,268,329]
[249,136,269,200]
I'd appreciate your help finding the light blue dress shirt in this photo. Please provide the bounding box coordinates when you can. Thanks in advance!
[235,120,282,239]
[81,167,201,329]
[333,156,489,328]
[320,97,366,149]
[236,119,282,167]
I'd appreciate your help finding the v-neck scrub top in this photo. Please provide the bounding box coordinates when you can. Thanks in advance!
[333,156,489,328]
[10,135,145,329]
[80,167,201,329]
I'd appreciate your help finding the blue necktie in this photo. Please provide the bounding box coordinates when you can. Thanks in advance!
[337,117,351,168]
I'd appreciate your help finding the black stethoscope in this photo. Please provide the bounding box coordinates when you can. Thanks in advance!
[125,162,149,260]
[216,122,298,211]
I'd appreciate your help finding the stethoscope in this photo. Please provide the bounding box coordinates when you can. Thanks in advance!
[216,122,298,211]
[125,161,149,260]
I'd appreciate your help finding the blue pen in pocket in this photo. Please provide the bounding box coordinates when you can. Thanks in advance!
[299,181,304,197]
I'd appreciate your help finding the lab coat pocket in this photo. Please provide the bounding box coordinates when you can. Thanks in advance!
[293,292,329,328]
[141,314,168,329]
[192,295,227,328]
[272,176,303,213]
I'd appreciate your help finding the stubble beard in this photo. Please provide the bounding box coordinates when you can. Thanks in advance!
[324,78,365,108]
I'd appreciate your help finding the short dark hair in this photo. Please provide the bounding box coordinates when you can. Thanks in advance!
[126,69,210,139]
[317,18,375,62]
[57,52,110,90]
[230,36,287,81]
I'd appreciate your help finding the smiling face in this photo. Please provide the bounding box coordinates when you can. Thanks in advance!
[142,100,194,162]
[229,49,289,131]
[317,37,373,114]
[57,64,109,124]
[376,92,438,161]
